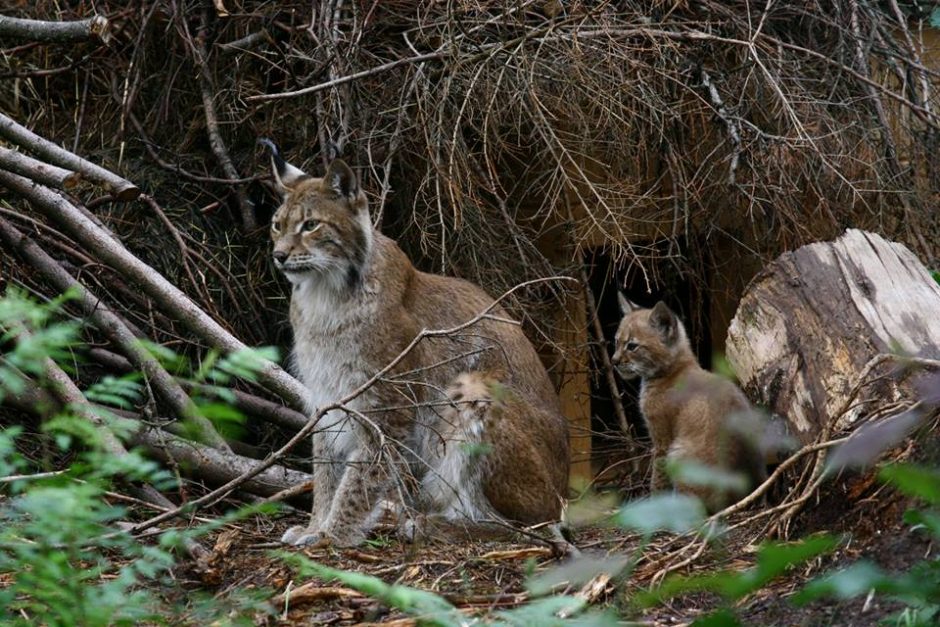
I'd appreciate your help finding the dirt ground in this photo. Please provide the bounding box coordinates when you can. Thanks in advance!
[168,458,934,626]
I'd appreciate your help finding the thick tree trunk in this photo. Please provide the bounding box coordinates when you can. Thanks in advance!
[726,229,940,444]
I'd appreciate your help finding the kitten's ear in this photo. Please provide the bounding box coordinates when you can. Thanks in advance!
[259,138,307,195]
[618,292,638,315]
[649,301,678,343]
[324,158,359,199]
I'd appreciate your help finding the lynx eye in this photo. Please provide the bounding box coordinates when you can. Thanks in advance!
[302,219,321,232]
[626,341,639,352]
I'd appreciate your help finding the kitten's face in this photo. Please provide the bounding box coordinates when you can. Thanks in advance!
[612,299,682,380]
[269,157,371,289]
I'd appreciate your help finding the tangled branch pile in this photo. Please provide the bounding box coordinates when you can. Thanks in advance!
[0,1,939,506]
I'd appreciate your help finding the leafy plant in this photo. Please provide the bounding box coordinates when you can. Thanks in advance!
[796,462,940,626]
[0,288,277,625]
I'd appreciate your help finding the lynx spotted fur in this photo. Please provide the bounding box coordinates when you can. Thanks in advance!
[264,143,569,547]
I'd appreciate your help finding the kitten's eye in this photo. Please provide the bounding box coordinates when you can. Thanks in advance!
[271,219,282,233]
[626,341,639,352]
[302,219,320,232]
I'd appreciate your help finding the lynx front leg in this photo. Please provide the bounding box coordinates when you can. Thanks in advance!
[317,447,393,547]
[281,414,348,546]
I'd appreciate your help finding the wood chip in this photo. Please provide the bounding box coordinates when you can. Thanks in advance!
[479,547,552,561]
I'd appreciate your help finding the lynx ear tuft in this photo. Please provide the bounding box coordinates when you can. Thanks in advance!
[618,292,638,315]
[324,158,359,199]
[649,301,677,342]
[259,138,307,194]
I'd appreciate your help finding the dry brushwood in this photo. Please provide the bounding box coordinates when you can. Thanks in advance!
[0,112,137,200]
[0,169,309,411]
[0,216,231,451]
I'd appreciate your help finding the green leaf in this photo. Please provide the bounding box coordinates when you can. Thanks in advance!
[931,8,940,29]
[903,509,940,538]
[666,459,750,494]
[795,561,886,604]
[616,493,706,535]
[692,608,741,627]
[879,464,940,505]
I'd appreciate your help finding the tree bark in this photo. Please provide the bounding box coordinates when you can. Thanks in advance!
[0,14,111,44]
[0,147,80,190]
[0,170,310,413]
[726,229,940,444]
[0,112,138,200]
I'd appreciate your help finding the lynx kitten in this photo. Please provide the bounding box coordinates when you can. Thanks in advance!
[262,141,569,547]
[612,296,765,511]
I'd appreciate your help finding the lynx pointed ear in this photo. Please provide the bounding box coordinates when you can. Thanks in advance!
[649,301,678,342]
[617,292,638,315]
[259,138,307,195]
[324,158,359,199]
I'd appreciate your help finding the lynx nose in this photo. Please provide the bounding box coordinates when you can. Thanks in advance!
[273,250,288,264]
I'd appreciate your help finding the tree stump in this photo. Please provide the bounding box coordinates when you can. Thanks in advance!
[726,229,940,444]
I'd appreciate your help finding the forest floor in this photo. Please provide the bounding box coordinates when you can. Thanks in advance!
[165,459,931,626]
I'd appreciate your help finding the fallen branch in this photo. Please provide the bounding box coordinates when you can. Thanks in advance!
[0,169,309,411]
[116,414,312,498]
[5,352,206,558]
[0,14,111,44]
[0,146,80,190]
[0,215,232,452]
[0,112,138,199]
[87,347,308,431]
[275,584,362,609]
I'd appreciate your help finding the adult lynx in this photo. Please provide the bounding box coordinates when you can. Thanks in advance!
[263,142,569,547]
[612,297,765,512]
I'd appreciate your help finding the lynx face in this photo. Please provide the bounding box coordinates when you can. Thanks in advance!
[269,156,372,289]
[612,297,686,380]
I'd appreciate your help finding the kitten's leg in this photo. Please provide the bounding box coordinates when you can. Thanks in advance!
[281,415,346,546]
[649,447,671,493]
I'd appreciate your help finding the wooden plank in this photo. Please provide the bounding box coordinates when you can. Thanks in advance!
[554,286,594,485]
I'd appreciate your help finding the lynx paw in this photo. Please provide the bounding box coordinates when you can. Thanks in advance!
[280,525,327,547]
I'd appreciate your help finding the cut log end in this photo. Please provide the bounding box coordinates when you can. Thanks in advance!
[727,229,940,443]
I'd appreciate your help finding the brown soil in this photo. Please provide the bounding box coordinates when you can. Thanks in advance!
[165,460,935,626]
